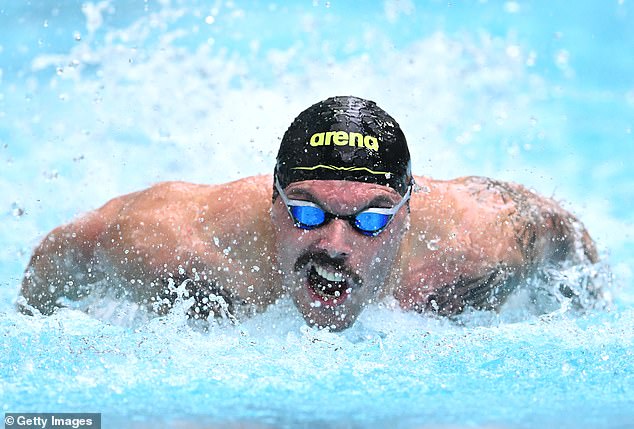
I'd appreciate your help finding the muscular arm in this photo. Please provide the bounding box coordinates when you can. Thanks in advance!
[20,197,125,315]
[19,176,280,319]
[396,175,600,315]
[463,176,597,265]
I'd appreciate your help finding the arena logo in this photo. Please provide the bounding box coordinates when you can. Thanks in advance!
[309,131,379,151]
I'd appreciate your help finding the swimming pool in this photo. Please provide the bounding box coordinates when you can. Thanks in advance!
[1,1,633,428]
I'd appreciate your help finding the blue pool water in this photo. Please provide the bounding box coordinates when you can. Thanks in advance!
[1,1,633,428]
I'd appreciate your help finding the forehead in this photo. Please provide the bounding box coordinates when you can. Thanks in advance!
[284,180,401,211]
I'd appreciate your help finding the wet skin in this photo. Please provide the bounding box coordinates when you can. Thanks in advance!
[20,174,599,330]
[271,180,409,330]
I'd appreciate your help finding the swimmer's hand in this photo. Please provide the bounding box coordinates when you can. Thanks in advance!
[423,265,515,316]
[156,277,239,324]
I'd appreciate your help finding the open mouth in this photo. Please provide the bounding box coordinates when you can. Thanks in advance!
[305,262,353,305]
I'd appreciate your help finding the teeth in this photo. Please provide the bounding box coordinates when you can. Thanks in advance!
[314,264,345,282]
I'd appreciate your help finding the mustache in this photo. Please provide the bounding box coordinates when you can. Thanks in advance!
[293,250,363,286]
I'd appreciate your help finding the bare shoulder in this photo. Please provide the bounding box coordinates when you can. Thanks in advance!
[395,175,599,315]
[417,175,544,209]
[459,175,596,263]
[411,174,596,263]
[403,175,532,278]
[20,175,278,316]
[109,175,273,224]
[143,174,273,200]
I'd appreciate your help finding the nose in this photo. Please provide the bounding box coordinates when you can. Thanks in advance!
[315,218,355,259]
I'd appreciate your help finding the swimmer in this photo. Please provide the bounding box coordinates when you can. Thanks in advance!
[19,96,602,330]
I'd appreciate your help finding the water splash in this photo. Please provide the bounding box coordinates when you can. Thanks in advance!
[1,1,633,427]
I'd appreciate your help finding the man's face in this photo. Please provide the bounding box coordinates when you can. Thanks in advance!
[271,179,409,331]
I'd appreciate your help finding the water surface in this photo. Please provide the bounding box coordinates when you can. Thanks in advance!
[1,1,632,428]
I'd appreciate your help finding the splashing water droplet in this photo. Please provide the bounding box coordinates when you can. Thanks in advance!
[11,202,25,218]
[43,170,59,180]
[426,238,440,251]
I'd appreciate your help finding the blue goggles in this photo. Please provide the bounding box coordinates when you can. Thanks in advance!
[275,177,411,237]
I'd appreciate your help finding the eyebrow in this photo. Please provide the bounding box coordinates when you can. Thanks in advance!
[286,188,316,201]
[365,195,398,208]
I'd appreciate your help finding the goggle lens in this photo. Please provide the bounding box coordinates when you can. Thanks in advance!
[354,212,391,234]
[290,205,326,228]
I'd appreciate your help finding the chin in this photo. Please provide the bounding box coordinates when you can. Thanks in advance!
[291,284,366,331]
[297,302,360,331]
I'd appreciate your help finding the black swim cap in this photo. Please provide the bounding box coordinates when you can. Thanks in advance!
[275,96,412,196]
